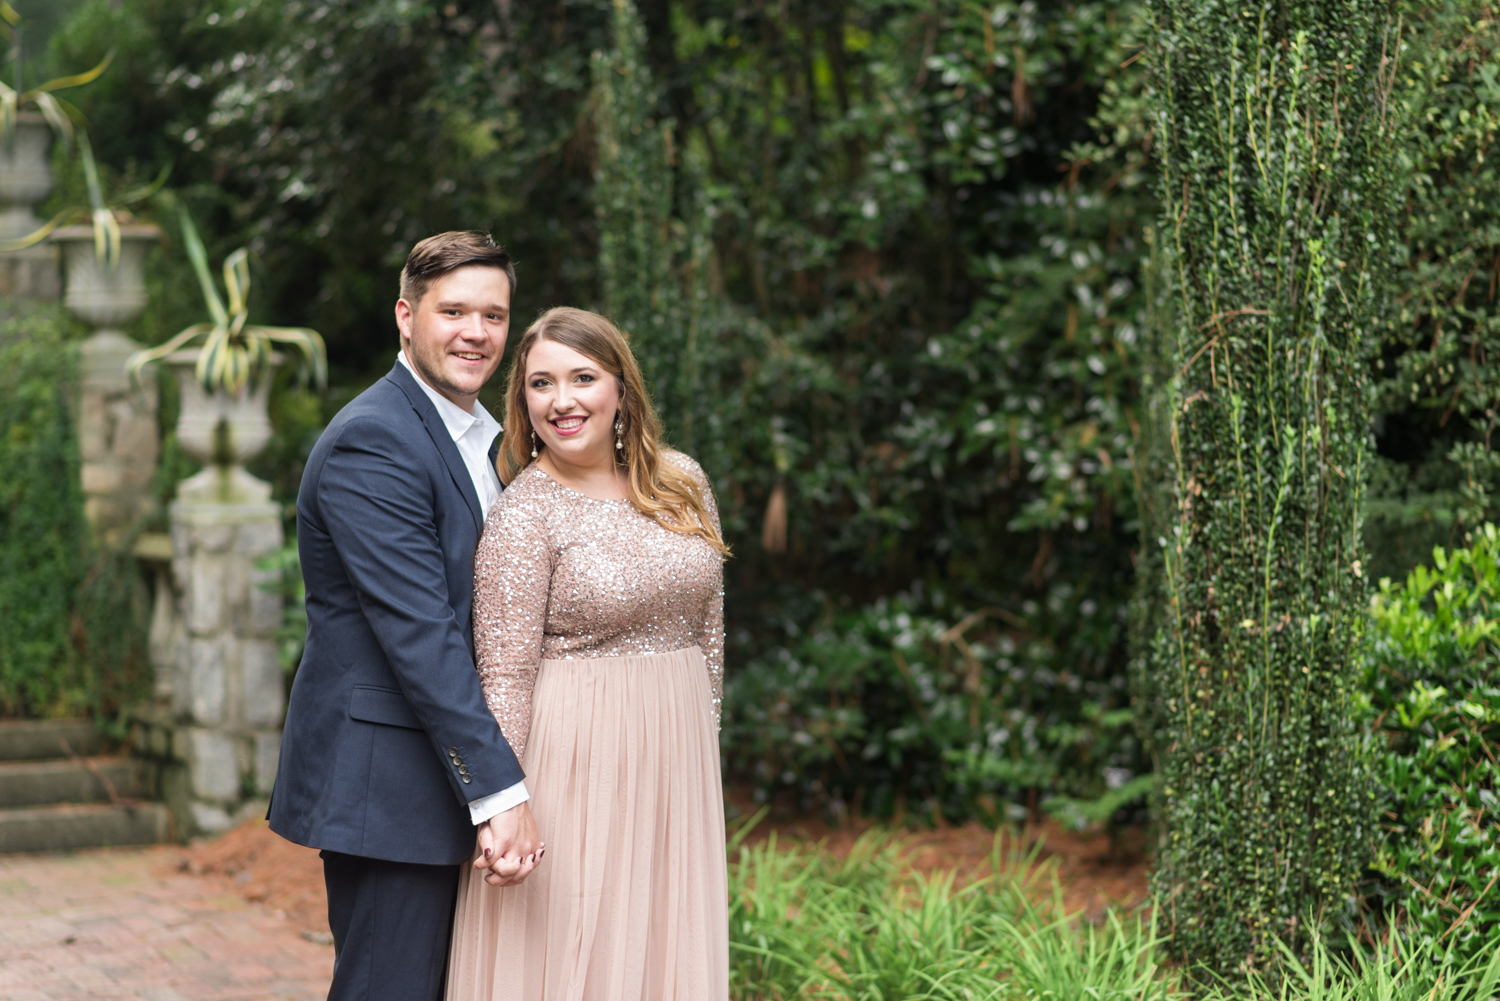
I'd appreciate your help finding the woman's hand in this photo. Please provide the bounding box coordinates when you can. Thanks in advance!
[475,802,545,887]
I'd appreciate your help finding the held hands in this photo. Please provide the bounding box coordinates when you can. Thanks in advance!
[475,801,545,887]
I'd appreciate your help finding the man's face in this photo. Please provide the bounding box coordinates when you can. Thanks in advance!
[395,265,512,409]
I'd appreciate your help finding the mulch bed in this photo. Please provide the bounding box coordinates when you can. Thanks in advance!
[177,810,1151,938]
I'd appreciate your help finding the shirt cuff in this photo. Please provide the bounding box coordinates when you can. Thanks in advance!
[467,780,530,826]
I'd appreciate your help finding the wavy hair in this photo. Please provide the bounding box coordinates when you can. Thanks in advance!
[499,307,729,557]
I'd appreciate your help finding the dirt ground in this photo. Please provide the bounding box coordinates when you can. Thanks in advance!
[181,810,1152,938]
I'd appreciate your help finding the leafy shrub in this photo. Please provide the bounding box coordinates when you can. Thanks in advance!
[723,590,1145,826]
[0,304,88,716]
[0,304,153,724]
[1361,527,1500,962]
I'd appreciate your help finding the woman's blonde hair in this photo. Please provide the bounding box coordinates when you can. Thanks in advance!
[499,307,729,557]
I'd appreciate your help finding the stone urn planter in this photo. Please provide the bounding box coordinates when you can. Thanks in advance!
[165,350,282,505]
[0,112,60,298]
[53,223,163,328]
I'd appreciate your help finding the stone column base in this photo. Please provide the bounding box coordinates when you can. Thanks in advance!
[130,703,281,839]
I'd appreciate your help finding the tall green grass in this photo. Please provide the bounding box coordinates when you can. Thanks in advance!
[1199,931,1500,1001]
[727,825,1500,1001]
[727,825,1174,1001]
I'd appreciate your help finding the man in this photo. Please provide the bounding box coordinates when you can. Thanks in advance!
[269,232,541,1001]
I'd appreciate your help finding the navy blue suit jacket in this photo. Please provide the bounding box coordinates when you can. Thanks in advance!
[268,361,523,865]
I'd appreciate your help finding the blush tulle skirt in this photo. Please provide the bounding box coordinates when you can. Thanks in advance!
[445,646,729,1001]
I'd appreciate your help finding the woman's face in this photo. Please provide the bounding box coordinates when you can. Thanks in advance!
[524,337,622,469]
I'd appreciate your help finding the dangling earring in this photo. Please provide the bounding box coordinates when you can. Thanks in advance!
[530,429,538,458]
[615,415,624,450]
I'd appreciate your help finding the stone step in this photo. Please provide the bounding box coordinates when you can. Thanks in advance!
[0,802,171,854]
[0,719,107,761]
[0,757,141,809]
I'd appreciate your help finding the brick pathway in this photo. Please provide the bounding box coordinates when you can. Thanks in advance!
[0,846,332,1001]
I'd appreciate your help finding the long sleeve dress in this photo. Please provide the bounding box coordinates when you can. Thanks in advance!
[446,452,729,1001]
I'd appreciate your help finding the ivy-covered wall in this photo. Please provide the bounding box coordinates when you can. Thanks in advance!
[0,305,88,717]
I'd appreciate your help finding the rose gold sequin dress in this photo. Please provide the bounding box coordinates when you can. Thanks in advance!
[446,453,728,1001]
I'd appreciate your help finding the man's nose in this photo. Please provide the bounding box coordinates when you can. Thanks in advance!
[461,312,487,341]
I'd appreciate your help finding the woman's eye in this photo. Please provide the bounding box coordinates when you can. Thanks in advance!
[530,379,549,389]
[577,374,594,383]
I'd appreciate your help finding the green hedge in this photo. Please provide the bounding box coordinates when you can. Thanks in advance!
[1363,528,1500,963]
[0,304,152,723]
[0,305,89,716]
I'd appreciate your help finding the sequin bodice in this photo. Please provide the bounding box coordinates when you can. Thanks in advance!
[472,452,725,760]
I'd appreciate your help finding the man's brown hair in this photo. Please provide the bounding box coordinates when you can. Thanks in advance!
[398,231,516,305]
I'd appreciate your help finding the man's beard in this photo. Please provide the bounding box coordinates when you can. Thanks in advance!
[410,335,477,402]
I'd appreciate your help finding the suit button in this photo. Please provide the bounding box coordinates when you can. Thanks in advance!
[461,774,472,784]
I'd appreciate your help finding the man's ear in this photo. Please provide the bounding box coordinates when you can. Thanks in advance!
[395,297,414,345]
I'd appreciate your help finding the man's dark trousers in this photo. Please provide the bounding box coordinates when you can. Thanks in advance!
[268,361,524,1001]
[322,852,459,1001]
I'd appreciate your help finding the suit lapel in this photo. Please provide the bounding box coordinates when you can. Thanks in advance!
[385,363,484,533]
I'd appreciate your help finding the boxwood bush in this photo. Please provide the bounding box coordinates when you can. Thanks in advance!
[1363,527,1500,962]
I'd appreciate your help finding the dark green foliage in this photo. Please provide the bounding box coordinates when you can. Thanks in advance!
[1366,5,1500,583]
[0,305,153,724]
[45,0,610,374]
[598,0,1156,819]
[1362,528,1500,963]
[55,1,1500,879]
[53,0,1160,816]
[0,306,88,717]
[725,592,1145,824]
[591,0,710,453]
[1139,0,1402,977]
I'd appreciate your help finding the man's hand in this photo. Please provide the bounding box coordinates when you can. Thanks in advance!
[474,801,544,887]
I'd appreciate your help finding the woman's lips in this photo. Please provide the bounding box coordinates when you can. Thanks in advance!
[550,416,587,437]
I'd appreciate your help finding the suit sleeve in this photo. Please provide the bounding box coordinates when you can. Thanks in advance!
[316,416,525,804]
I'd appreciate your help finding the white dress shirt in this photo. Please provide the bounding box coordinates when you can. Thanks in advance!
[397,348,529,825]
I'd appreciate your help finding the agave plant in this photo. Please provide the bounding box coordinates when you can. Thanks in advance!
[0,3,113,143]
[126,210,327,395]
[0,3,134,265]
[0,129,168,266]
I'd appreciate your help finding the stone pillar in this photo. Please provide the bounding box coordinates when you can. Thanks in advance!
[130,356,290,839]
[55,225,165,540]
[0,114,60,299]
[77,333,160,539]
[164,492,285,833]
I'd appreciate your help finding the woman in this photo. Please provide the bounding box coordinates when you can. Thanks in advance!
[446,307,730,1001]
